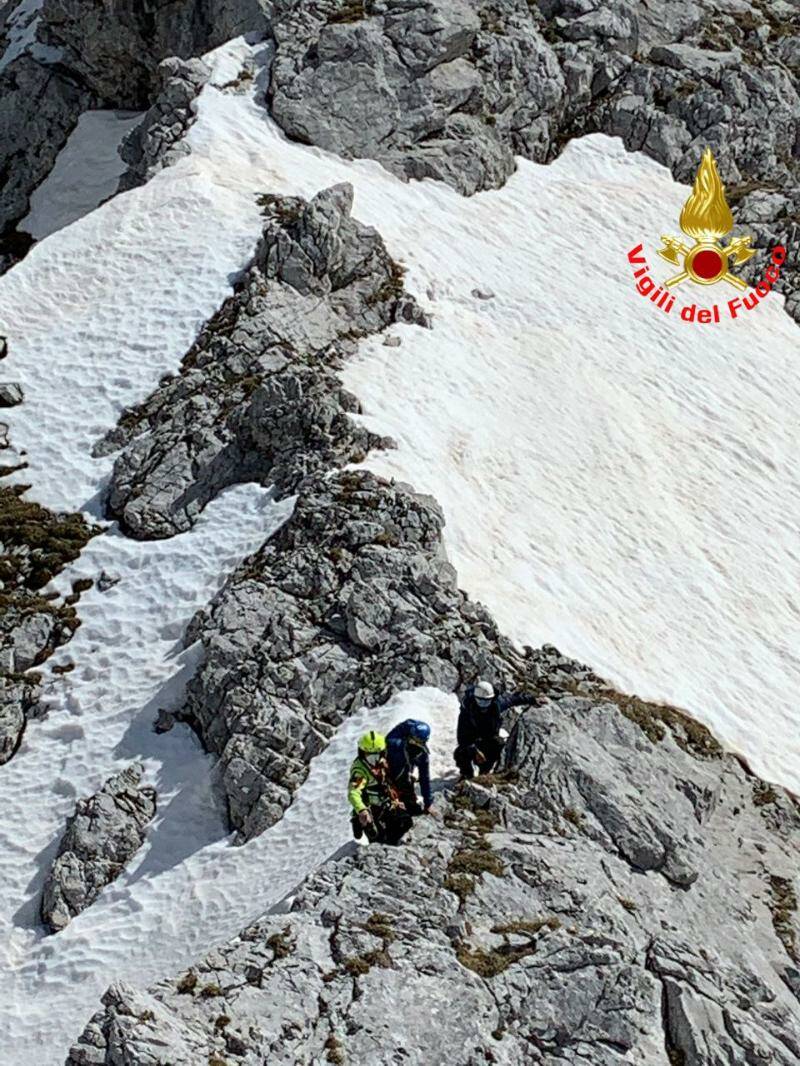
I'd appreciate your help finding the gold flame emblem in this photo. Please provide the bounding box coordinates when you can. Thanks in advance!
[659,148,754,290]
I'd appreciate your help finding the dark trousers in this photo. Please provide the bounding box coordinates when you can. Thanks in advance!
[394,779,423,816]
[454,736,504,779]
[351,806,413,846]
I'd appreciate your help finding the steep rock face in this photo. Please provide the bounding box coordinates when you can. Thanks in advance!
[179,469,595,840]
[40,764,157,933]
[96,183,428,539]
[265,0,800,312]
[269,0,566,195]
[68,698,800,1064]
[38,0,269,105]
[0,55,93,236]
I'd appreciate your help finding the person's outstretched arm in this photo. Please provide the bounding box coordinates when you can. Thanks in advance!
[498,691,536,712]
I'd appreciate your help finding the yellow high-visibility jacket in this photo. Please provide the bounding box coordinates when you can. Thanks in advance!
[348,755,390,814]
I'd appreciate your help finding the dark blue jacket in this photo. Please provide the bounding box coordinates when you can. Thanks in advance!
[386,720,432,810]
[456,687,535,750]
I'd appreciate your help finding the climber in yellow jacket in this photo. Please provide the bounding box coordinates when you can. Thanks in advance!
[348,730,412,846]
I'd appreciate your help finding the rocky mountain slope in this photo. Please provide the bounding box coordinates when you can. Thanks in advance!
[0,1,799,1064]
[68,696,800,1065]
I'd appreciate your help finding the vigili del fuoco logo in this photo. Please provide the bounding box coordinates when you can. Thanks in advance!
[627,147,786,323]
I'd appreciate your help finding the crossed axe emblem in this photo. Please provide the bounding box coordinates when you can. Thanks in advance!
[658,234,755,290]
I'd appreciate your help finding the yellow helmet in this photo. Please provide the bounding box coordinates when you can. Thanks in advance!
[358,730,387,755]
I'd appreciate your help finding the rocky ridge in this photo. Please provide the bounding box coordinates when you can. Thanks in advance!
[68,697,800,1064]
[94,181,427,539]
[3,0,799,306]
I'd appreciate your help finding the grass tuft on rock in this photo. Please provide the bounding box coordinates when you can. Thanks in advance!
[363,912,396,943]
[325,1033,346,1064]
[593,685,722,759]
[328,1,368,25]
[0,484,97,590]
[266,927,295,960]
[457,940,536,977]
[176,971,198,994]
[753,782,779,808]
[769,874,799,962]
[491,917,560,936]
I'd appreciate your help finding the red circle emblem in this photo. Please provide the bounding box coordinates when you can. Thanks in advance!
[692,248,724,280]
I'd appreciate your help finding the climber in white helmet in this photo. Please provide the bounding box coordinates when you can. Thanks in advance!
[454,679,536,779]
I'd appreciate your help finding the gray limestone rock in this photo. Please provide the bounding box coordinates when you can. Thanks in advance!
[263,0,800,314]
[117,57,212,192]
[96,184,430,539]
[0,610,55,672]
[0,382,23,407]
[0,677,31,765]
[68,698,800,1065]
[179,467,577,841]
[41,764,157,933]
[269,0,565,195]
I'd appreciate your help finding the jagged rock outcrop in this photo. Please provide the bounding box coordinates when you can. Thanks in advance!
[117,56,211,192]
[68,697,800,1064]
[95,183,429,539]
[179,467,597,840]
[269,0,565,195]
[265,0,800,312]
[41,764,157,933]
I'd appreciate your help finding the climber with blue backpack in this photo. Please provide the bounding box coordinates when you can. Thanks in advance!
[386,719,433,815]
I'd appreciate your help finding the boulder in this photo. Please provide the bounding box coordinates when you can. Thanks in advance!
[0,382,23,406]
[41,764,157,932]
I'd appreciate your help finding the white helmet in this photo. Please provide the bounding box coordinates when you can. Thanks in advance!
[475,681,495,702]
